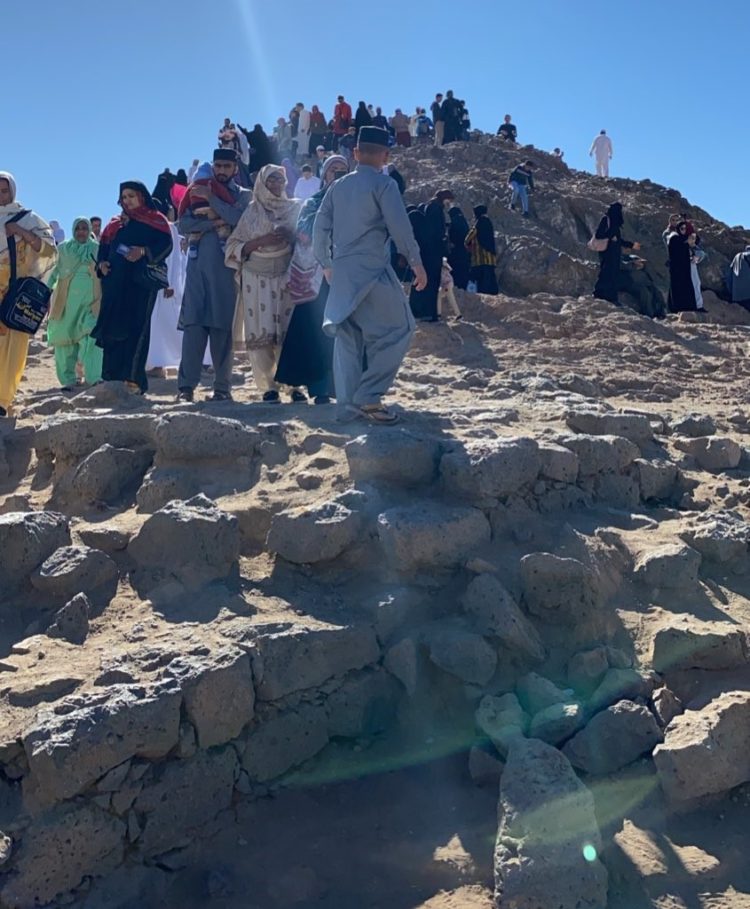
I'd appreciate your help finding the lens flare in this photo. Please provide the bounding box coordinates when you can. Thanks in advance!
[583,843,598,862]
[232,0,279,122]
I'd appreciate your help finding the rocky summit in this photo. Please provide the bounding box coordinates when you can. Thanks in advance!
[1,139,750,909]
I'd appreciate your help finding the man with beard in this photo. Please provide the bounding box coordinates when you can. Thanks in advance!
[176,148,250,402]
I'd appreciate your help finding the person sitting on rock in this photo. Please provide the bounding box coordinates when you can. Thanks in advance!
[497,114,518,143]
[508,161,536,217]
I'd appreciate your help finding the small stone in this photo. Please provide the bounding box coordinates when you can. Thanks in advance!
[529,702,585,746]
[46,593,91,645]
[651,688,683,728]
[633,543,701,589]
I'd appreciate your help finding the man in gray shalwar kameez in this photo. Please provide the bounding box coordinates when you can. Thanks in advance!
[313,126,426,424]
[177,148,250,402]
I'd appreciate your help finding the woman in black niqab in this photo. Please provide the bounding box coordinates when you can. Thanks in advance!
[592,201,637,304]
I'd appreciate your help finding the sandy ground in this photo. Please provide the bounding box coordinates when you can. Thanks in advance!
[5,291,750,908]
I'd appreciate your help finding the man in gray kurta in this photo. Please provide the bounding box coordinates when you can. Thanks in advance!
[177,148,250,402]
[312,127,426,424]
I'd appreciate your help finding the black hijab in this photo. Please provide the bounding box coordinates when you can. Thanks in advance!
[473,206,496,254]
[606,202,624,230]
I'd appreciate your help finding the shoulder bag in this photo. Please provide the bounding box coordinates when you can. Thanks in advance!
[587,217,610,253]
[0,211,52,334]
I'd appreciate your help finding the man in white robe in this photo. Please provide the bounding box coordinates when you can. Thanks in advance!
[589,130,613,177]
[146,221,187,372]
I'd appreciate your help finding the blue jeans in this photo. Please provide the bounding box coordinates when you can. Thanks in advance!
[510,182,529,213]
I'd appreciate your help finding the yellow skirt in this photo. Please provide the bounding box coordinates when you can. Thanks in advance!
[0,328,30,411]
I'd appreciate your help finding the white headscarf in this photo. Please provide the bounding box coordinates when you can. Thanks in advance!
[225,165,301,271]
[0,170,56,272]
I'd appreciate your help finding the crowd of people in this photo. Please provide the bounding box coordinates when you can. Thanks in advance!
[0,90,747,422]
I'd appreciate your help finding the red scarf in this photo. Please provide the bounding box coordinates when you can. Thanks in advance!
[177,178,236,219]
[101,205,171,243]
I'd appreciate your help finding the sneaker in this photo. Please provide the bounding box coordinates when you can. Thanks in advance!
[522,211,530,218]
[210,391,233,402]
[290,389,308,403]
[510,204,517,211]
[314,395,332,405]
[0,406,6,418]
[262,390,280,403]
[177,388,194,403]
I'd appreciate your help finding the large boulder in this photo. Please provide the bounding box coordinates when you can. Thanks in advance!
[242,704,329,782]
[633,543,701,589]
[494,737,608,909]
[34,414,156,464]
[566,411,653,445]
[680,512,750,565]
[129,494,239,589]
[152,412,261,461]
[652,620,748,673]
[440,437,541,503]
[461,574,544,661]
[377,503,491,571]
[556,434,639,476]
[345,430,441,486]
[30,545,118,603]
[22,684,182,809]
[251,622,380,701]
[673,435,741,471]
[134,748,238,857]
[635,458,679,502]
[70,444,152,503]
[588,668,656,714]
[267,500,363,564]
[0,803,125,908]
[538,441,579,484]
[563,701,662,775]
[0,511,70,592]
[169,648,255,749]
[520,553,600,623]
[428,627,497,685]
[653,691,750,802]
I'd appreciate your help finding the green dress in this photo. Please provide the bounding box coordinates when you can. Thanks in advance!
[47,218,103,388]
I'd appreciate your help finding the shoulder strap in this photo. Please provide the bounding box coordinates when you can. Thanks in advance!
[5,210,31,286]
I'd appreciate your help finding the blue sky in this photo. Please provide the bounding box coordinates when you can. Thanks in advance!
[6,0,749,235]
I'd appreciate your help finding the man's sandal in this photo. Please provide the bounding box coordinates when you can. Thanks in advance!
[360,404,400,425]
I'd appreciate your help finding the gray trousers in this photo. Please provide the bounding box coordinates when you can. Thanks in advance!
[333,284,415,415]
[178,325,233,394]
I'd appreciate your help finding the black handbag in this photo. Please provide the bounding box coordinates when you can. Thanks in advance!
[134,258,169,292]
[0,211,52,335]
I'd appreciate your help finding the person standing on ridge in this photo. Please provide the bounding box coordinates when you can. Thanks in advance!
[497,114,518,143]
[431,93,445,146]
[333,95,352,148]
[589,130,613,177]
[312,126,427,425]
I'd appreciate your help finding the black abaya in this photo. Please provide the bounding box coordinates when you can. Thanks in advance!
[667,233,697,312]
[275,281,335,398]
[92,219,172,392]
[592,213,634,304]
[409,201,445,320]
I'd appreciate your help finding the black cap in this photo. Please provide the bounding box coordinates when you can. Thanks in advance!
[213,148,237,162]
[358,126,389,148]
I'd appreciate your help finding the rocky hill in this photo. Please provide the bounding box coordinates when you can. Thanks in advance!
[395,136,749,305]
[1,141,750,909]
